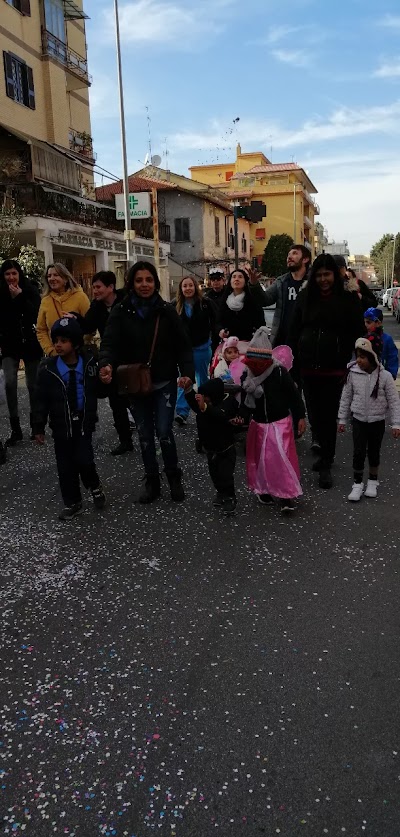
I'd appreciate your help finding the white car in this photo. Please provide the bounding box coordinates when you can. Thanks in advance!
[387,287,396,310]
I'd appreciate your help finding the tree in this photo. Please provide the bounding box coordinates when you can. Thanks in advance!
[370,232,400,283]
[17,245,45,289]
[0,200,24,262]
[261,233,294,278]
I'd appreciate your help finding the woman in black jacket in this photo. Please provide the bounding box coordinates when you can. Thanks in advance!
[0,259,42,445]
[99,261,194,503]
[290,254,365,489]
[174,275,217,425]
[217,269,266,342]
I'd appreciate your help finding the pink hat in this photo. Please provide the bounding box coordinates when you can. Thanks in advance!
[223,336,239,351]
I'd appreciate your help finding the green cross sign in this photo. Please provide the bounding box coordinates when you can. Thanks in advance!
[129,195,139,210]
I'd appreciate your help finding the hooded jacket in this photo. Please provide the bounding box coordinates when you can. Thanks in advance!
[289,288,365,373]
[338,362,400,427]
[36,287,91,357]
[99,292,195,383]
[0,276,42,361]
[185,378,239,452]
[34,348,107,439]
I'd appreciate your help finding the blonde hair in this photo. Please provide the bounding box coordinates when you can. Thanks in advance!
[176,275,202,315]
[43,262,80,296]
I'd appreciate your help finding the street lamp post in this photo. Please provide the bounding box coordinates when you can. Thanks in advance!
[391,235,396,286]
[114,0,132,266]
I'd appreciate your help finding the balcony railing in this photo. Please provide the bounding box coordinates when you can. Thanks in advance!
[42,30,92,85]
[68,129,97,161]
[303,215,312,229]
[4,183,124,231]
[131,217,171,243]
[303,189,320,215]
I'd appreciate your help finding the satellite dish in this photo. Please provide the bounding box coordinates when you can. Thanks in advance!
[151,154,161,167]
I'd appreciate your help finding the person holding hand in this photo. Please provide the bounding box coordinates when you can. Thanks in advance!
[0,259,42,445]
[338,338,400,502]
[99,261,194,504]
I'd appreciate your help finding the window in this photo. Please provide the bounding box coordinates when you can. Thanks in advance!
[225,171,234,182]
[241,233,247,254]
[3,52,35,109]
[175,218,190,242]
[44,0,66,42]
[214,216,220,247]
[255,228,266,240]
[5,0,31,14]
[228,227,235,250]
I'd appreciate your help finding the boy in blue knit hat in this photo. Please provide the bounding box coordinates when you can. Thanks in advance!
[364,307,399,379]
[34,317,106,520]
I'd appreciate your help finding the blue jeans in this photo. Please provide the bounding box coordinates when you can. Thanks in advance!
[130,380,178,476]
[176,343,212,419]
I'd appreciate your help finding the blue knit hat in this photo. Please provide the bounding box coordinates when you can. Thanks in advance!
[364,307,382,322]
[51,317,83,346]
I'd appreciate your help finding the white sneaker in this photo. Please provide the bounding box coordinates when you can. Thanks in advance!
[348,482,364,502]
[364,479,379,498]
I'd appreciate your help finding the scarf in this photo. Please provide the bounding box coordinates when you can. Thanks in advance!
[184,298,195,318]
[242,359,278,408]
[226,291,245,312]
[131,292,159,319]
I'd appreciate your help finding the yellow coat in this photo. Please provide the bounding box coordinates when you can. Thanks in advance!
[36,287,91,356]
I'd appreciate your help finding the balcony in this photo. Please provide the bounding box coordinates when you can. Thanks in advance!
[303,215,312,229]
[3,183,124,231]
[131,217,171,243]
[42,29,92,89]
[303,189,320,215]
[68,129,97,162]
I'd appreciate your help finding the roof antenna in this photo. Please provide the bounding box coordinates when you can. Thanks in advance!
[146,106,152,162]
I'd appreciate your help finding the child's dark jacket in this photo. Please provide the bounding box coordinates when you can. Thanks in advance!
[185,379,239,452]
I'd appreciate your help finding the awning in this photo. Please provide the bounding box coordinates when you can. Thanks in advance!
[63,0,89,20]
[0,122,79,164]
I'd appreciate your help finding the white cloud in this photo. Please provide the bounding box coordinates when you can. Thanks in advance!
[265,24,303,44]
[271,48,310,67]
[101,0,235,46]
[378,14,400,29]
[170,101,400,156]
[374,60,400,79]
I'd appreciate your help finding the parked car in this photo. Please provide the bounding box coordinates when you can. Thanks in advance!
[383,287,393,307]
[392,288,400,318]
[386,287,396,310]
[375,289,384,304]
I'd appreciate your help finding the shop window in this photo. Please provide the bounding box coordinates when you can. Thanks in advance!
[5,0,31,14]
[175,218,190,242]
[3,51,35,109]
[215,216,220,246]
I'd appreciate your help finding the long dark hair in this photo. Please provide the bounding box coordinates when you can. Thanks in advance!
[126,261,160,292]
[306,254,344,302]
[221,268,251,303]
[0,259,27,291]
[176,275,202,315]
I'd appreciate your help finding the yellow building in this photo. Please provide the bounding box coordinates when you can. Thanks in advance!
[0,1,168,285]
[190,144,319,266]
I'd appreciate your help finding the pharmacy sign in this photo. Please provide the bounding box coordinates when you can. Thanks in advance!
[115,192,152,220]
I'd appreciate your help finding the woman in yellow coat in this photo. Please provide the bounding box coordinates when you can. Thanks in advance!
[36,264,91,356]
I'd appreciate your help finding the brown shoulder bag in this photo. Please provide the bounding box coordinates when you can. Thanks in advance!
[116,315,160,396]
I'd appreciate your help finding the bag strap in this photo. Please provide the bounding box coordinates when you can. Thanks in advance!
[52,296,63,321]
[147,315,160,366]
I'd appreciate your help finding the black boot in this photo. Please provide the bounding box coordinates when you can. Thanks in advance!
[6,417,23,447]
[111,439,134,456]
[136,474,161,504]
[166,468,185,502]
[0,441,7,465]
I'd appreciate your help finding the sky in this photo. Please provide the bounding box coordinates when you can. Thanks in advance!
[84,0,400,254]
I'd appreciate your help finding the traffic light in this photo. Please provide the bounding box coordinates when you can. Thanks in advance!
[234,201,267,223]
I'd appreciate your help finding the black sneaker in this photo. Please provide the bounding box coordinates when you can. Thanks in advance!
[280,498,295,513]
[212,493,224,507]
[319,468,333,489]
[92,486,106,509]
[110,440,134,456]
[222,496,237,516]
[175,415,187,427]
[310,437,321,454]
[136,475,161,504]
[58,502,83,521]
[311,458,323,472]
[258,493,274,505]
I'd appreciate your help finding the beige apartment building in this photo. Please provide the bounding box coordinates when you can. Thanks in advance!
[0,0,165,287]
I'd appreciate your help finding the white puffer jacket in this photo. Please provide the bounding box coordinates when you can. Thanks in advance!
[338,363,400,427]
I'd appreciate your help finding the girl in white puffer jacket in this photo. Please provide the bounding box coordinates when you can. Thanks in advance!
[338,338,400,501]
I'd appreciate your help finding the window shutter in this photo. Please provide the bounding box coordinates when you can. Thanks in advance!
[20,0,31,14]
[3,52,16,100]
[183,218,190,241]
[26,65,35,109]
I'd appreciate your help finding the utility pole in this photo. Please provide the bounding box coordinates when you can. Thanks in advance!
[114,0,132,266]
[293,184,297,241]
[233,204,239,269]
[391,235,396,286]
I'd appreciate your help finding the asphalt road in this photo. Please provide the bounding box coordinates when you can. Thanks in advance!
[1,310,400,837]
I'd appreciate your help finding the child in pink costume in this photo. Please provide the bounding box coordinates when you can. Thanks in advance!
[243,327,306,514]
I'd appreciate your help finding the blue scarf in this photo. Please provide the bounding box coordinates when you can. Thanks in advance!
[131,292,159,319]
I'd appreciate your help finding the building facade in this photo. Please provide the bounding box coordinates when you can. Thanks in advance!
[189,144,319,265]
[1,1,165,286]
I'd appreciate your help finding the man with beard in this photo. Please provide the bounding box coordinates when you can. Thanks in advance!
[257,244,311,347]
